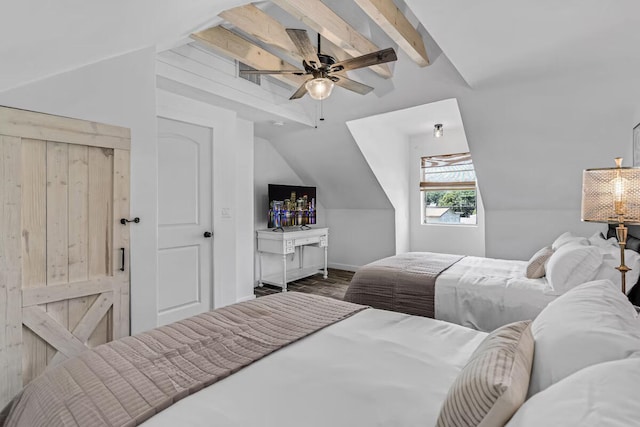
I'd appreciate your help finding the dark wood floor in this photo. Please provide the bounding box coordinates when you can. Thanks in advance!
[254,268,354,300]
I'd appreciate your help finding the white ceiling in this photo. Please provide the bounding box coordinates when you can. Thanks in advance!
[0,0,248,92]
[3,1,640,107]
[350,98,464,138]
[405,0,640,87]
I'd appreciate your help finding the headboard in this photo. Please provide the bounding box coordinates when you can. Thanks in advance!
[607,224,640,306]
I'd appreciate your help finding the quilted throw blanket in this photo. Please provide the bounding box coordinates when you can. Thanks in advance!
[344,252,463,318]
[1,293,366,427]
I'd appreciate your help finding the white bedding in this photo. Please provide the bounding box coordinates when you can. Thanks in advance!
[142,308,486,427]
[435,256,556,332]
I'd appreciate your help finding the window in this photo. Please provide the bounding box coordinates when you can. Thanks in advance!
[420,152,477,225]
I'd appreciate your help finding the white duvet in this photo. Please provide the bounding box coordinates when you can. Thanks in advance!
[435,256,555,332]
[142,308,486,427]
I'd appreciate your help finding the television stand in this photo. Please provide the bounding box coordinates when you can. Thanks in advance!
[256,227,328,291]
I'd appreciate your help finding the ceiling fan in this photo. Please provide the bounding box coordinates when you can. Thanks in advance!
[240,29,397,101]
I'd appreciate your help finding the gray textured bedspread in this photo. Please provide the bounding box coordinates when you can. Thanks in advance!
[344,252,463,317]
[1,293,366,427]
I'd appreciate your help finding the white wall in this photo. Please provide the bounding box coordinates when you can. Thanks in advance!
[456,70,640,259]
[0,47,159,334]
[487,210,603,261]
[346,119,411,254]
[325,209,396,271]
[253,137,326,281]
[409,128,486,256]
[235,119,255,301]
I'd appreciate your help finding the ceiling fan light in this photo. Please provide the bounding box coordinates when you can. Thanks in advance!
[305,78,335,100]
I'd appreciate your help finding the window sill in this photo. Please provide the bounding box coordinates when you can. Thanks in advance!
[421,222,478,228]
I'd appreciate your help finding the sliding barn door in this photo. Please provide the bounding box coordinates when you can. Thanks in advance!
[0,107,131,408]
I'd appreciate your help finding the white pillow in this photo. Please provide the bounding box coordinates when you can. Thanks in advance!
[551,231,588,251]
[525,246,554,279]
[528,279,640,397]
[545,244,602,294]
[586,231,618,248]
[508,357,640,427]
[592,244,640,294]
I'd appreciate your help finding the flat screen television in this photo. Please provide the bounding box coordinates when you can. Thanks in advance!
[268,184,316,229]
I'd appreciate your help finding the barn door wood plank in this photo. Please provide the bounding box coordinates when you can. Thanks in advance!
[51,292,114,365]
[22,277,117,307]
[22,307,87,359]
[112,149,131,338]
[46,141,70,363]
[20,138,48,384]
[88,147,113,346]
[68,145,94,341]
[0,106,130,150]
[0,135,23,408]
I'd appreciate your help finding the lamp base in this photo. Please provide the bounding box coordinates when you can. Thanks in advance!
[616,223,630,294]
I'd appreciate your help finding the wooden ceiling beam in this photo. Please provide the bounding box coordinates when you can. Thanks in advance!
[190,26,307,88]
[220,4,353,66]
[271,0,393,78]
[219,4,303,62]
[354,0,429,67]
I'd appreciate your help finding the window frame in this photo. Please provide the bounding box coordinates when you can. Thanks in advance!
[420,152,478,226]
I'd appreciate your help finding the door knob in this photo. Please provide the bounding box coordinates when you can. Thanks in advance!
[203,231,213,238]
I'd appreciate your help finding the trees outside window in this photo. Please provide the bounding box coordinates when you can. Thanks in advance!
[421,153,477,225]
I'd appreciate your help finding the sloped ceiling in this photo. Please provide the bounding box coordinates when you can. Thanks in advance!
[405,0,640,87]
[0,0,248,92]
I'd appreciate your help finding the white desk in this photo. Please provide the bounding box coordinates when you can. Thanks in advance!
[256,227,328,291]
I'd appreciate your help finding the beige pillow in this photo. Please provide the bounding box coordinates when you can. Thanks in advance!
[525,246,554,279]
[436,321,534,427]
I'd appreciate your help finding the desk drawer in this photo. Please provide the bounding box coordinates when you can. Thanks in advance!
[295,236,320,246]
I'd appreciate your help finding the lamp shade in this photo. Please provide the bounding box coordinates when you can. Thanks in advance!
[581,160,640,224]
[305,78,334,100]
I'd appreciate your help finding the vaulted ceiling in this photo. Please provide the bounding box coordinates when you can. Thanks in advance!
[3,1,640,229]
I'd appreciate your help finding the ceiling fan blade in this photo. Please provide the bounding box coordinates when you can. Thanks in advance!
[239,69,307,75]
[332,75,374,95]
[330,48,397,73]
[289,79,311,100]
[286,29,321,69]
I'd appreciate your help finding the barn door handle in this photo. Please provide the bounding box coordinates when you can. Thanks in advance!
[120,248,125,271]
[120,217,140,225]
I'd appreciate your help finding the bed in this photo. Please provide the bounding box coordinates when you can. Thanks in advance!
[2,279,640,427]
[344,252,555,332]
[344,229,640,331]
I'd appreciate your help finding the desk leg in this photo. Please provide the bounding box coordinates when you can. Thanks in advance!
[258,252,264,287]
[323,246,328,279]
[300,246,304,269]
[282,254,288,292]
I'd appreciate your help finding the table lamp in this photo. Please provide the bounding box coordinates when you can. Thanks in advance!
[581,157,640,293]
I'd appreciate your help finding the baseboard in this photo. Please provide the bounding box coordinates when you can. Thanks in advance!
[236,294,256,303]
[328,262,360,272]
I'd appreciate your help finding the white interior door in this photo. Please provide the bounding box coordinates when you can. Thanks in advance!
[157,117,213,325]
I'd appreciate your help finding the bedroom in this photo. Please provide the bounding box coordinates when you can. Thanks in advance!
[1,0,640,425]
